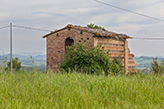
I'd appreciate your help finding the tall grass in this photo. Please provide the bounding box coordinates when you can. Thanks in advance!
[0,71,164,109]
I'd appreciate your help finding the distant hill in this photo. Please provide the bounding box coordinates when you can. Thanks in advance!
[134,56,164,69]
[0,53,164,71]
[0,53,46,71]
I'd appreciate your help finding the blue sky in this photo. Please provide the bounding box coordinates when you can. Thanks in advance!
[0,0,164,57]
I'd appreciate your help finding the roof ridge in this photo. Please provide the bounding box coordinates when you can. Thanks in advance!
[43,24,132,39]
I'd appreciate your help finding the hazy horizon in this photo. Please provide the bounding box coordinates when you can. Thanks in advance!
[0,51,164,58]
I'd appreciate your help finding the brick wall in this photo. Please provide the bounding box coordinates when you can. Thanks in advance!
[46,28,94,71]
[93,37,137,73]
[46,28,137,73]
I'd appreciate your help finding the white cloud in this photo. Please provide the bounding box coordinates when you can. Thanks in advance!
[0,0,164,56]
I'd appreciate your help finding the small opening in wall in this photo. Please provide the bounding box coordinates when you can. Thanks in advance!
[58,51,60,52]
[56,33,59,36]
[87,38,89,40]
[68,27,71,31]
[51,57,53,59]
[79,40,81,42]
[81,38,83,40]
[65,37,74,52]
[80,31,83,34]
[84,40,86,42]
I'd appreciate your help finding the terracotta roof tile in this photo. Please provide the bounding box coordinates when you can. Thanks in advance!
[43,24,132,39]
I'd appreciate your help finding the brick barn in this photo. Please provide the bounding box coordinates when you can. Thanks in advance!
[43,24,137,73]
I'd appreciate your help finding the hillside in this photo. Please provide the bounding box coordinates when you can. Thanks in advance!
[0,53,164,71]
[0,53,46,70]
[134,56,164,69]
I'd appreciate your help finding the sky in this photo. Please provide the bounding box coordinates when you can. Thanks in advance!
[0,0,164,57]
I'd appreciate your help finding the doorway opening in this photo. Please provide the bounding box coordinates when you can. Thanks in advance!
[65,37,74,52]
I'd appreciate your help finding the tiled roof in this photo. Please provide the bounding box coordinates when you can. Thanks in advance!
[43,24,132,39]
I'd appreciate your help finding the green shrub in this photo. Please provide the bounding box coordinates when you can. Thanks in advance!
[60,42,124,75]
[87,23,104,29]
[5,57,22,72]
[151,57,164,75]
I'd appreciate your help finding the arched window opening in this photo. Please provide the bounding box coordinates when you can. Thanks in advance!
[65,37,74,52]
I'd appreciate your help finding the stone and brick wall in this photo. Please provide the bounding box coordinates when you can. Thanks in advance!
[46,28,94,71]
[128,49,138,72]
[46,27,137,73]
[93,37,137,73]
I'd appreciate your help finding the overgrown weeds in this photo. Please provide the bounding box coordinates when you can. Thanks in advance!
[0,70,163,109]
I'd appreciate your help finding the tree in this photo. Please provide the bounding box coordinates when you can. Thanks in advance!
[5,57,22,72]
[87,23,104,29]
[151,58,164,75]
[60,42,124,75]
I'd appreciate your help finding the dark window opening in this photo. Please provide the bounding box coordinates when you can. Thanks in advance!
[68,27,71,31]
[51,57,53,59]
[80,31,83,34]
[79,40,81,42]
[81,38,83,40]
[58,51,60,52]
[87,38,89,40]
[56,33,59,36]
[65,37,74,52]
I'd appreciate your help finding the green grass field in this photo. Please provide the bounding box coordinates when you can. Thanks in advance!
[0,71,164,109]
